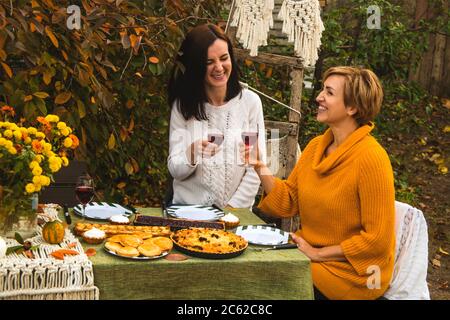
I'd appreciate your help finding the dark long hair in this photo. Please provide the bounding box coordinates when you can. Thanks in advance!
[168,24,242,121]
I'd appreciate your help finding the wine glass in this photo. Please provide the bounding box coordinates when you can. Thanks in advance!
[240,124,259,166]
[207,130,224,146]
[75,174,95,220]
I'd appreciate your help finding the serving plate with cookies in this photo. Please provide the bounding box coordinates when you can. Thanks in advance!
[103,234,174,260]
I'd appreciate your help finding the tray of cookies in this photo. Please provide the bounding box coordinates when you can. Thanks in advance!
[103,234,174,260]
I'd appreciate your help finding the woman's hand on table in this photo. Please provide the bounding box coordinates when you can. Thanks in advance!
[290,233,347,263]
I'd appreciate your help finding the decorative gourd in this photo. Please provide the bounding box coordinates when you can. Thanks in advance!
[0,237,6,258]
[42,220,65,244]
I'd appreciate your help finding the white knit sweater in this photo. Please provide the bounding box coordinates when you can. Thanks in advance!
[168,89,266,209]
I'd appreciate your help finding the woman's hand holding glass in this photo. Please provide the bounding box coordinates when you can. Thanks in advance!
[187,139,222,165]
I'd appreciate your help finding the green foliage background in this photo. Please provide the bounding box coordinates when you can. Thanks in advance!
[0,0,225,206]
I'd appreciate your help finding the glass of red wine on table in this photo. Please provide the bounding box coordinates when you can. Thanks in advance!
[75,174,95,220]
[241,124,259,166]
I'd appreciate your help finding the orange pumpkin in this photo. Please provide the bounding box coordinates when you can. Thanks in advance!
[42,220,65,244]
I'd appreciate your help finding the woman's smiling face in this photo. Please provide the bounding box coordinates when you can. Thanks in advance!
[315,75,356,125]
[204,39,232,91]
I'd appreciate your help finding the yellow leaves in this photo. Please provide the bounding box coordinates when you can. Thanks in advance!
[0,49,6,61]
[54,92,72,105]
[33,92,49,99]
[265,67,273,78]
[117,182,126,189]
[125,100,134,109]
[439,247,449,256]
[24,95,33,102]
[442,98,450,110]
[134,27,146,35]
[61,50,68,62]
[77,100,86,119]
[134,72,143,78]
[107,133,115,150]
[443,126,450,133]
[43,70,53,85]
[149,56,159,64]
[1,62,12,78]
[244,59,253,67]
[125,162,133,175]
[418,137,427,146]
[120,127,128,142]
[439,166,448,174]
[45,26,59,48]
[125,158,139,175]
[31,0,40,8]
[30,22,37,33]
[129,34,142,54]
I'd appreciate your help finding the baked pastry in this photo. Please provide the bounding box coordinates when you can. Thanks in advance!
[82,227,106,244]
[108,214,130,225]
[171,228,247,254]
[151,237,174,251]
[219,213,240,229]
[138,243,162,257]
[116,245,140,257]
[74,222,170,237]
[119,235,143,248]
[105,241,123,253]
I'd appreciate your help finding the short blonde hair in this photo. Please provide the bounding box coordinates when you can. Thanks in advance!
[322,66,383,125]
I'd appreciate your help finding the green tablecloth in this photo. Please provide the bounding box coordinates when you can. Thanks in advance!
[76,208,313,300]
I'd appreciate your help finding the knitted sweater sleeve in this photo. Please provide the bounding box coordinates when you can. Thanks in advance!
[257,161,300,218]
[227,91,267,208]
[167,103,198,181]
[340,146,396,276]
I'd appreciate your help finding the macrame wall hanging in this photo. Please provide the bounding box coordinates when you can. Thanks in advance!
[229,0,324,67]
[230,0,275,56]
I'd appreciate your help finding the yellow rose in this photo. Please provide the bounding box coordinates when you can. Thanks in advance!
[61,156,69,167]
[27,127,38,135]
[32,165,42,176]
[63,137,73,148]
[32,175,42,185]
[35,132,46,139]
[29,161,39,169]
[13,130,22,140]
[33,184,42,192]
[49,163,61,172]
[57,121,67,130]
[43,142,52,152]
[4,140,13,149]
[24,137,32,144]
[0,137,6,146]
[45,114,59,123]
[40,175,50,186]
[25,183,35,194]
[34,155,44,163]
[3,129,12,138]
[8,147,17,155]
[60,127,70,136]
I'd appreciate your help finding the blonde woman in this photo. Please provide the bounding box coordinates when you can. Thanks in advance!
[245,66,395,300]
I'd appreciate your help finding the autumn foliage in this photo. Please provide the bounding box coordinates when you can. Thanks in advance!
[0,0,225,205]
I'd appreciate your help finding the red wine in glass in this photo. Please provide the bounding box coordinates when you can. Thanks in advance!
[208,133,224,146]
[241,129,259,166]
[241,132,258,147]
[75,174,95,219]
[75,186,94,205]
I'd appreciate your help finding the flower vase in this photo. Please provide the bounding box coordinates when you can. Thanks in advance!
[0,194,38,239]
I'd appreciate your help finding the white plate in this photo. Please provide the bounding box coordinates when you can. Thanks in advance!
[235,225,289,246]
[73,202,134,220]
[103,246,169,260]
[166,204,224,221]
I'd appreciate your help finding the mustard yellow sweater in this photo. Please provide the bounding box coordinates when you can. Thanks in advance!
[259,123,395,300]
